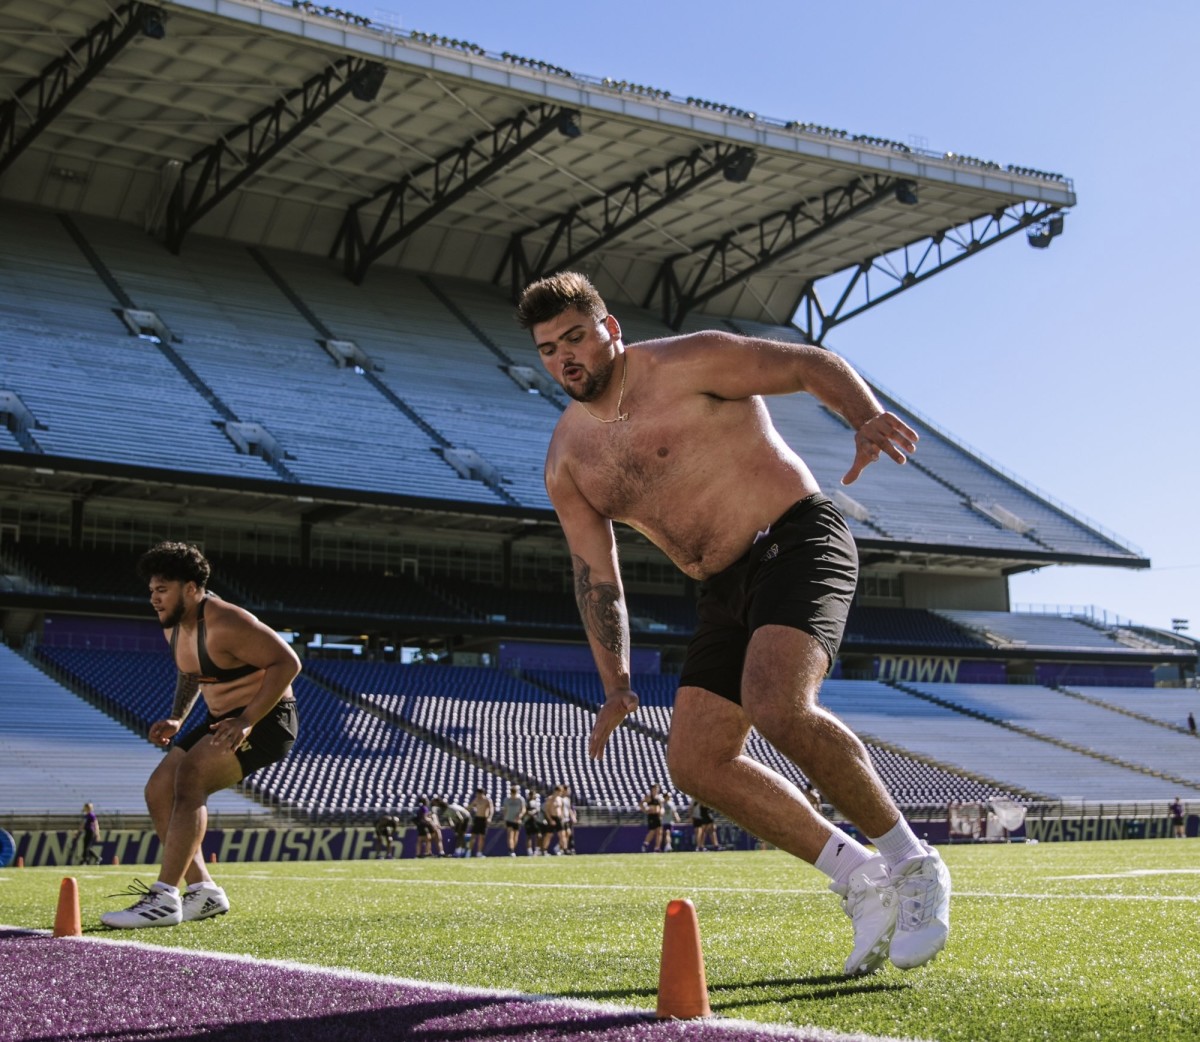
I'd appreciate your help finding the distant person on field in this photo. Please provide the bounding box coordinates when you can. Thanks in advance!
[541,786,564,855]
[1170,797,1186,839]
[413,797,436,858]
[689,797,717,851]
[518,271,950,974]
[561,784,578,854]
[523,789,543,855]
[434,797,471,857]
[1188,712,1196,736]
[374,811,400,859]
[501,785,527,856]
[661,790,681,851]
[640,782,667,852]
[468,787,494,858]
[102,542,300,930]
[74,802,102,865]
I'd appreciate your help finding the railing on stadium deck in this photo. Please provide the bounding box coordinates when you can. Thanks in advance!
[267,0,1071,189]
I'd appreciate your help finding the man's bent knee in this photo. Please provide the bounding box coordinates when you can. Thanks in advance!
[172,745,242,803]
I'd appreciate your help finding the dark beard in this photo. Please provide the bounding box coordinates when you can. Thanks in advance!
[158,602,186,629]
[563,356,616,404]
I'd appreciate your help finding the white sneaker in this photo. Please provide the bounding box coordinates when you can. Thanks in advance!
[101,880,182,929]
[181,883,230,922]
[888,843,951,969]
[831,856,897,976]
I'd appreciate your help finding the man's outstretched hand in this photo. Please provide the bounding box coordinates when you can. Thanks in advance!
[589,689,640,760]
[842,411,919,485]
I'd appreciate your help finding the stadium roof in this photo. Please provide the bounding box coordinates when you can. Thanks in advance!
[2,0,1139,585]
[0,0,1074,335]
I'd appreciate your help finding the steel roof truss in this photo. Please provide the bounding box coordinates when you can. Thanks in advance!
[646,174,900,329]
[494,144,756,298]
[793,201,1064,344]
[0,2,163,177]
[334,104,578,284]
[164,56,387,253]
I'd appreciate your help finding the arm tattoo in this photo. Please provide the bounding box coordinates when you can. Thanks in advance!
[171,673,201,721]
[572,554,627,659]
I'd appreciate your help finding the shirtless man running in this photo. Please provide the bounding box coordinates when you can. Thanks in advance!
[102,542,300,929]
[518,272,951,975]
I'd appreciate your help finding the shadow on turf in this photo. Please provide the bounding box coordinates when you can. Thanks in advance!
[48,999,667,1042]
[569,973,907,1010]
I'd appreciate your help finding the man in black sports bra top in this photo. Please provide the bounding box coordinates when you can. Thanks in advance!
[101,541,300,931]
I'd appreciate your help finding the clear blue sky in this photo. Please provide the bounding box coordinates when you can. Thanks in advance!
[367,0,1198,635]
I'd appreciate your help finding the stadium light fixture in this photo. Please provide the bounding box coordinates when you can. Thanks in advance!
[723,150,757,184]
[894,180,918,206]
[1027,213,1065,249]
[350,63,387,103]
[140,8,167,39]
[557,111,583,138]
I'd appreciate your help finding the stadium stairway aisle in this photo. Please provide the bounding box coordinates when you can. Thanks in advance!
[0,644,265,816]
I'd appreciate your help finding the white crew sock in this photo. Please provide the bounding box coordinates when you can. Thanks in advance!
[151,881,180,896]
[814,829,875,889]
[868,817,926,870]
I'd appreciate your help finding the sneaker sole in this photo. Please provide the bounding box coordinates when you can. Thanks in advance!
[890,931,947,970]
[844,929,894,976]
[182,908,229,923]
[101,916,181,929]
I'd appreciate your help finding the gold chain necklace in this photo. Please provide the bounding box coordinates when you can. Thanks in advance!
[581,353,629,423]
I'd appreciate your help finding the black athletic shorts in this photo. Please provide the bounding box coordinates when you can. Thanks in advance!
[175,699,299,777]
[471,815,489,836]
[678,493,857,704]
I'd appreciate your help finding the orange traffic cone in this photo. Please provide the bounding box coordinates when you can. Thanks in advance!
[656,898,711,1019]
[111,855,120,866]
[209,851,217,864]
[15,856,23,868]
[53,877,82,937]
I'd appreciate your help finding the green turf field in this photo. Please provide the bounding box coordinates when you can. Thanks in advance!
[4,839,1198,1042]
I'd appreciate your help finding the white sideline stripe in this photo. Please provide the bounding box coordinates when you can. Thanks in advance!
[1047,869,1200,880]
[1,924,927,1042]
[234,874,1200,901]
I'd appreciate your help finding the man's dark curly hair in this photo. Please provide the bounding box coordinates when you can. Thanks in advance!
[136,542,211,588]
[515,271,607,330]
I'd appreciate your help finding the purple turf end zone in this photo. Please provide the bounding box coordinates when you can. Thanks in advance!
[0,927,889,1042]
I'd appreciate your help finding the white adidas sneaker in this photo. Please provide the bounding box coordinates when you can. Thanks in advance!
[888,843,951,969]
[181,883,231,922]
[831,855,897,976]
[101,880,182,929]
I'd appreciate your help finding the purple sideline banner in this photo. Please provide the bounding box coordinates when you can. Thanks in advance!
[10,823,766,867]
[12,813,1194,867]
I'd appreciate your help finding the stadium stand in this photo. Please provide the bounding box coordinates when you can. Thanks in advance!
[817,679,1192,800]
[842,606,987,649]
[0,644,263,815]
[936,610,1170,652]
[1067,686,1200,732]
[1,0,1194,833]
[902,681,1200,787]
